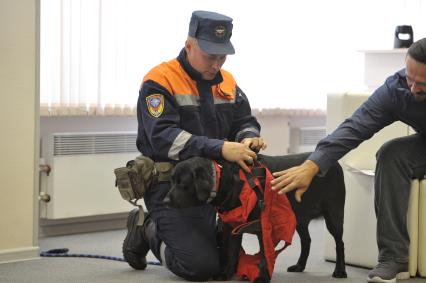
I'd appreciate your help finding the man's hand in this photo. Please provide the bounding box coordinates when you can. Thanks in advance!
[241,137,267,152]
[270,160,320,202]
[222,141,257,172]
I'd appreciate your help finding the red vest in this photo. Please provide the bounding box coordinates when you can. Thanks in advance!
[214,162,297,281]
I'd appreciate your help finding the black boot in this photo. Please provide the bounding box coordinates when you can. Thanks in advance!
[122,208,150,270]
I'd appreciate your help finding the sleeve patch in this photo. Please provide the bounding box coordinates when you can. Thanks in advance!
[146,94,165,117]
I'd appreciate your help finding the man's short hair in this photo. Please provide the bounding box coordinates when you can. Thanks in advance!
[408,38,426,64]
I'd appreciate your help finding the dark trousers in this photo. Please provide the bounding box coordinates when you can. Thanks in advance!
[143,181,220,281]
[375,134,426,263]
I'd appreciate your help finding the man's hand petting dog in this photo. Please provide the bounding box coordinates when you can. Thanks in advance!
[271,159,319,202]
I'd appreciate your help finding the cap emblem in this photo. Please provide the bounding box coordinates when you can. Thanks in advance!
[214,25,226,38]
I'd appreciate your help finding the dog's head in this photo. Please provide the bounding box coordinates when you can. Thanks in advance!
[164,156,215,209]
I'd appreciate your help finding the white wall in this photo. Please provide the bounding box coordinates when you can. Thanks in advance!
[0,0,39,262]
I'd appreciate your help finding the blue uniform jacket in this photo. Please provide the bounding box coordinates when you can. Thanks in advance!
[136,49,260,162]
[309,69,426,176]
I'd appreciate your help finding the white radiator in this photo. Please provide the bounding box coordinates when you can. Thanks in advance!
[289,126,326,153]
[40,132,137,219]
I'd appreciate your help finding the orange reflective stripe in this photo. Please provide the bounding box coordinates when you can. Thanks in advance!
[143,59,199,96]
[143,58,237,102]
[216,70,236,100]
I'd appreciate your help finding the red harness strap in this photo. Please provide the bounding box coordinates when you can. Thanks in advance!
[213,162,297,281]
[212,161,221,192]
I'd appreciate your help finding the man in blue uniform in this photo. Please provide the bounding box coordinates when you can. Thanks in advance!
[122,10,266,281]
[270,38,426,283]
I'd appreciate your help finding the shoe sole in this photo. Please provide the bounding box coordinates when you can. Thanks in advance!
[122,209,147,270]
[367,271,410,283]
[123,209,139,252]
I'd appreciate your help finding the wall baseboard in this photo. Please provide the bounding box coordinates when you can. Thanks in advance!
[0,246,40,264]
[38,212,128,237]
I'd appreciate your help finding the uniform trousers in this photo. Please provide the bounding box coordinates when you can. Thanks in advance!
[143,181,220,281]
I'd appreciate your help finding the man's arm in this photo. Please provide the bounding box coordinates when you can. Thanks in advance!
[229,86,267,151]
[230,86,261,141]
[272,81,399,200]
[139,80,257,167]
[139,80,222,160]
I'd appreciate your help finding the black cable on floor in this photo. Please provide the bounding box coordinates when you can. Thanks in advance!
[40,248,161,266]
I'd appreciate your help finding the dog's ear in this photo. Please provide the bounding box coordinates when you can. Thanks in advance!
[194,167,213,202]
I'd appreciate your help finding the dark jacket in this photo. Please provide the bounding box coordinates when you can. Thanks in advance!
[136,49,260,162]
[309,69,426,175]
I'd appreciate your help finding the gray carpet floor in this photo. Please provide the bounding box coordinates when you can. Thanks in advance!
[0,219,424,283]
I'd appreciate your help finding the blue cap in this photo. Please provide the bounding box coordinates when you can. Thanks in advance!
[188,10,235,55]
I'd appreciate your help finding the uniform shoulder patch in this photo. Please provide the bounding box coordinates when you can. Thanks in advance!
[146,94,164,118]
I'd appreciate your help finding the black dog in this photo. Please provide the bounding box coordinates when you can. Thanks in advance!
[165,152,347,279]
[258,152,347,278]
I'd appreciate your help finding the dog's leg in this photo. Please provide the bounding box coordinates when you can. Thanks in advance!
[322,163,347,278]
[324,211,347,278]
[288,220,311,272]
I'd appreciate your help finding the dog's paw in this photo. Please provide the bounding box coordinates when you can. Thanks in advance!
[332,269,347,278]
[287,264,305,272]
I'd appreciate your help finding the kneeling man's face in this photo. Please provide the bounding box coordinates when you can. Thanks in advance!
[406,55,426,101]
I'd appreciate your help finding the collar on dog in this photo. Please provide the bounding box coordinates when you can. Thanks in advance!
[207,161,222,203]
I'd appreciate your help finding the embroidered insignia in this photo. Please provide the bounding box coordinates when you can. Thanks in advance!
[215,25,226,38]
[146,94,164,118]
